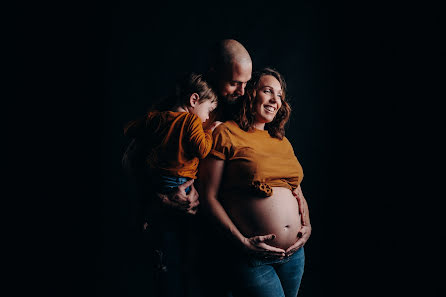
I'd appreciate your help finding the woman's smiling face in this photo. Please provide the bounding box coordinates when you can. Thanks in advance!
[253,75,283,129]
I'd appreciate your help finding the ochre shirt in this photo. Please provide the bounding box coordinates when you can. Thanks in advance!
[126,111,212,179]
[209,121,304,198]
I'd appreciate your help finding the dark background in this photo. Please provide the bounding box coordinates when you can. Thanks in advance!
[22,0,444,296]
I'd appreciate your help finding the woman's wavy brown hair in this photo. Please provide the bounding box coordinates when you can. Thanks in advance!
[235,67,291,139]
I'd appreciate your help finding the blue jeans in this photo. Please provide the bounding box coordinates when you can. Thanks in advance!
[230,247,305,297]
[156,175,191,194]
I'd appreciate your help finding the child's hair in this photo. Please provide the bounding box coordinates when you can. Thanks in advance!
[125,73,217,138]
[175,72,217,105]
[149,72,217,112]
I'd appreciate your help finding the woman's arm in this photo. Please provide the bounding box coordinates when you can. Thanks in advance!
[293,185,311,226]
[188,116,222,159]
[198,157,286,257]
[123,140,200,216]
[286,185,312,256]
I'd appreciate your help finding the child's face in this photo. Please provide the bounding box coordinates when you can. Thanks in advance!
[192,100,217,123]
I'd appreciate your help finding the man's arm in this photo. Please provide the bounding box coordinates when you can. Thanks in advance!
[154,179,199,215]
[123,138,200,216]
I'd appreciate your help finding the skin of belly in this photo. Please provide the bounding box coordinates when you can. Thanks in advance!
[222,187,302,250]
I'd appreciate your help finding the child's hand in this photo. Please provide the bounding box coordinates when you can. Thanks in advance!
[209,121,223,131]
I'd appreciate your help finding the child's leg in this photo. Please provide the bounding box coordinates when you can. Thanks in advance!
[157,175,191,194]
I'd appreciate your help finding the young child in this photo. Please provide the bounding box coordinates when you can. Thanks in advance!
[123,73,220,195]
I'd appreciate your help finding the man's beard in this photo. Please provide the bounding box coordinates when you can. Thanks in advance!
[224,94,240,104]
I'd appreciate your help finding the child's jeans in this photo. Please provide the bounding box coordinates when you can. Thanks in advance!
[156,175,191,194]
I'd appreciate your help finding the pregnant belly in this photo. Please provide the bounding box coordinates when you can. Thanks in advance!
[222,187,302,250]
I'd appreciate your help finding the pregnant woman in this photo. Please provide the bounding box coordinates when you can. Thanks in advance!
[199,68,311,297]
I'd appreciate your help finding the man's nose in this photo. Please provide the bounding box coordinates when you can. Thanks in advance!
[236,84,245,96]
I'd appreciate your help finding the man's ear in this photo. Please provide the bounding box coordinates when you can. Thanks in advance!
[189,93,200,107]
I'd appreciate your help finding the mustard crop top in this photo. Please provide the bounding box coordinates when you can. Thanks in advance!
[209,121,304,197]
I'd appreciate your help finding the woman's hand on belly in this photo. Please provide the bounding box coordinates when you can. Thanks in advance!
[224,187,303,251]
[285,224,312,256]
[241,234,286,258]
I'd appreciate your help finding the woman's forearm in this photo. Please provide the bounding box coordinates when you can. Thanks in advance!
[293,185,311,226]
[301,198,311,226]
[198,157,246,245]
[203,196,245,244]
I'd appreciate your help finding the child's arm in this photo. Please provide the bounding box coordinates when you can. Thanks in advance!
[208,121,223,131]
[187,116,219,159]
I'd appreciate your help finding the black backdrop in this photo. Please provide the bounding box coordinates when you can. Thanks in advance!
[25,1,444,296]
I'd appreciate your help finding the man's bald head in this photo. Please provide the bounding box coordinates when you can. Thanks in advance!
[209,39,252,103]
[210,39,252,71]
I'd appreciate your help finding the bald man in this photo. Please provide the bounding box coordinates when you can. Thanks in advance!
[193,40,254,297]
[121,39,254,297]
[149,39,254,216]
[205,39,252,123]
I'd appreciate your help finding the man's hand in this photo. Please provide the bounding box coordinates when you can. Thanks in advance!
[155,179,200,215]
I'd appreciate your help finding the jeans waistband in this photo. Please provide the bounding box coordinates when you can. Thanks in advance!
[246,247,305,267]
